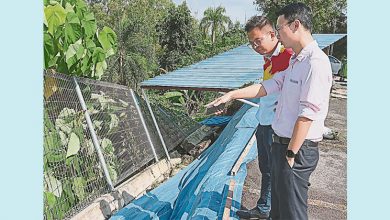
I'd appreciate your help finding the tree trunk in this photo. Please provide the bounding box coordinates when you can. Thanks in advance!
[119,50,124,85]
[211,23,216,44]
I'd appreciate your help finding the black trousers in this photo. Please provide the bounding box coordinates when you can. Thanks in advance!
[255,125,273,214]
[270,141,319,220]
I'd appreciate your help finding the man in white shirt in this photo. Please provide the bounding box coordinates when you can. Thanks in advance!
[207,3,332,219]
[236,16,292,219]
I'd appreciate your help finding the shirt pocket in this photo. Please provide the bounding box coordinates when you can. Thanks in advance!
[283,76,301,100]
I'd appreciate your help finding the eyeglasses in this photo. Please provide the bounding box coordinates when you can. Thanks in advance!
[248,31,272,49]
[275,21,293,34]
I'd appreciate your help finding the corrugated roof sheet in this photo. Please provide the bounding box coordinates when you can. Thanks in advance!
[141,34,346,91]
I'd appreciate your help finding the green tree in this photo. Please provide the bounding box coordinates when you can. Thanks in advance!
[43,0,117,79]
[157,2,199,71]
[90,0,174,89]
[253,0,347,33]
[200,6,232,44]
[221,21,247,48]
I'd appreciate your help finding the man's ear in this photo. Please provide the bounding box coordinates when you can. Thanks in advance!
[270,31,277,40]
[292,20,300,33]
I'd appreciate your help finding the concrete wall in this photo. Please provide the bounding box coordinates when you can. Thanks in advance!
[71,158,181,220]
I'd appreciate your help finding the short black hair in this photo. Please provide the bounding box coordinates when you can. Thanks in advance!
[276,2,313,32]
[245,15,274,33]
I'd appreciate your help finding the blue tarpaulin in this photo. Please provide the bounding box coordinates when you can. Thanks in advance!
[111,104,259,219]
[199,116,232,127]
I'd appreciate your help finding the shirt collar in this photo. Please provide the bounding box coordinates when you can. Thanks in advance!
[264,42,283,60]
[293,40,318,61]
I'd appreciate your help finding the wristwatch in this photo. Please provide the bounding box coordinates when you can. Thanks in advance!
[286,149,296,158]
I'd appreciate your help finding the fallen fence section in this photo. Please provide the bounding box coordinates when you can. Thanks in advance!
[110,103,259,219]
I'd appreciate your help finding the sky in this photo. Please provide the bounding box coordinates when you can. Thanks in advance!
[172,0,259,24]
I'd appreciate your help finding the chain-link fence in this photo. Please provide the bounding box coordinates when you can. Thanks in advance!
[138,98,201,150]
[44,73,111,219]
[75,76,159,185]
[43,71,200,219]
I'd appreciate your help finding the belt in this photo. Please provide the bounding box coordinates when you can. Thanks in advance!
[272,134,318,147]
[272,134,291,145]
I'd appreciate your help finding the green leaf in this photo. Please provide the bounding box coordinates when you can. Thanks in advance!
[66,132,80,158]
[95,60,107,80]
[81,12,97,38]
[49,0,59,6]
[92,47,105,63]
[108,114,119,132]
[65,155,81,174]
[105,48,115,58]
[110,105,126,112]
[101,138,113,152]
[179,96,185,105]
[44,192,57,208]
[44,32,56,68]
[45,151,64,163]
[65,39,83,69]
[64,12,82,45]
[84,11,95,21]
[44,131,61,151]
[85,139,95,155]
[72,177,87,200]
[64,2,74,13]
[80,53,91,74]
[164,91,183,99]
[85,38,96,52]
[44,172,63,197]
[44,131,64,163]
[48,56,58,69]
[56,56,69,74]
[90,93,101,99]
[44,110,56,131]
[55,118,72,134]
[98,26,117,54]
[108,165,118,183]
[76,43,85,60]
[119,99,129,107]
[59,131,68,146]
[93,120,103,130]
[75,0,88,16]
[44,4,67,36]
[58,107,76,118]
[59,180,76,215]
[72,123,85,144]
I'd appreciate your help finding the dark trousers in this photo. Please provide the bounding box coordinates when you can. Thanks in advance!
[256,125,273,214]
[270,140,319,220]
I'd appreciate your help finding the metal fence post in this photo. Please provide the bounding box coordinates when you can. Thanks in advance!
[129,89,159,162]
[72,77,114,191]
[141,89,171,162]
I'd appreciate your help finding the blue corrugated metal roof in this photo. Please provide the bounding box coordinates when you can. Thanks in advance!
[141,34,346,91]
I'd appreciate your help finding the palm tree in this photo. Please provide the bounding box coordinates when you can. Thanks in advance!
[200,6,232,44]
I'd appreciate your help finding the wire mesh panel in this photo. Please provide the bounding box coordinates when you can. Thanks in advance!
[132,94,166,159]
[43,71,200,219]
[43,72,110,219]
[75,77,157,185]
[137,94,201,153]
